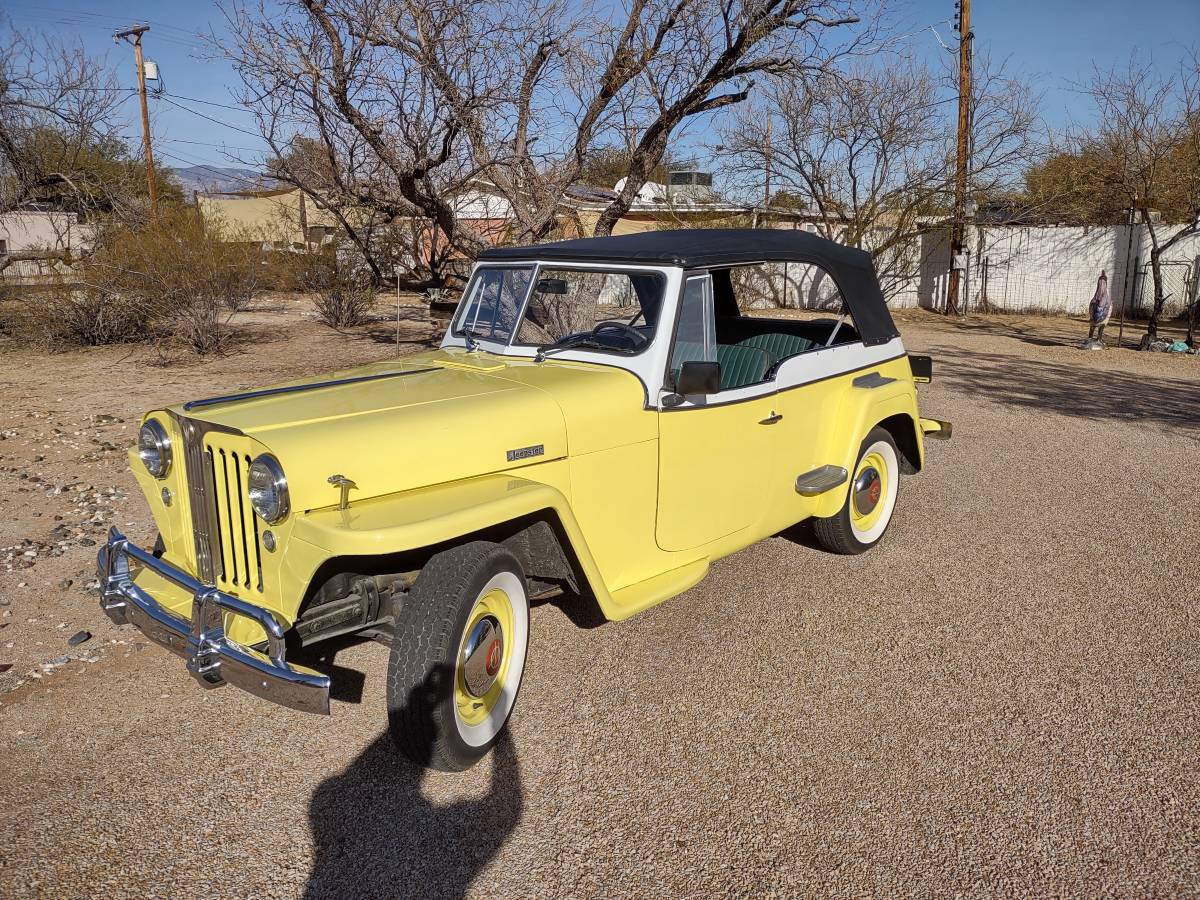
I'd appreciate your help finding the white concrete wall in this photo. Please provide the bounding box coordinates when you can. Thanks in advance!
[888,224,1200,316]
[0,211,96,281]
[0,211,89,253]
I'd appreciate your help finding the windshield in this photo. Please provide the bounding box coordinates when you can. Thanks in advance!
[453,265,665,354]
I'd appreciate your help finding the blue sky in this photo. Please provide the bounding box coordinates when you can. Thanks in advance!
[4,0,1199,176]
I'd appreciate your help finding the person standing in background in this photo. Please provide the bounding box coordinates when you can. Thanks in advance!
[1083,271,1111,348]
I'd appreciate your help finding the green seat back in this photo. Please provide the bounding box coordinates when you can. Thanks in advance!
[737,332,816,361]
[669,341,773,391]
[714,344,771,390]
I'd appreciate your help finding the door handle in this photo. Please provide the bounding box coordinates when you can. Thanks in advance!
[759,411,783,425]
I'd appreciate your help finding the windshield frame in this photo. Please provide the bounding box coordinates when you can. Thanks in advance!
[450,262,536,351]
[451,261,668,359]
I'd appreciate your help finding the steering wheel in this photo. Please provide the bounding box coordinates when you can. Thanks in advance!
[593,320,650,351]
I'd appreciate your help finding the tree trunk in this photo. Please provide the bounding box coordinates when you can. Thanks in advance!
[1147,248,1166,338]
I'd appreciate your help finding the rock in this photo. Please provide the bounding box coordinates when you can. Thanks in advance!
[78,537,96,547]
[43,655,70,668]
[58,579,73,590]
[68,630,92,647]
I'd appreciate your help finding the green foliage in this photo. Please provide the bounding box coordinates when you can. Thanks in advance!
[12,127,183,213]
[26,207,265,353]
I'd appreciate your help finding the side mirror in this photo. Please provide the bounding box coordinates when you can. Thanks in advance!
[675,360,720,395]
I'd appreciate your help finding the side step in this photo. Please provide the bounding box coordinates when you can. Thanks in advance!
[795,465,849,496]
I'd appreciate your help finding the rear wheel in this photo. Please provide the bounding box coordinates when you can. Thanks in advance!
[814,427,900,555]
[386,541,529,771]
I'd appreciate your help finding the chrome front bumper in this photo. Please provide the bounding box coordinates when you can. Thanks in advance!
[97,527,330,714]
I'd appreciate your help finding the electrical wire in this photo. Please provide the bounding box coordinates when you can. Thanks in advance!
[164,138,267,154]
[153,94,263,139]
[162,92,254,114]
[156,148,275,192]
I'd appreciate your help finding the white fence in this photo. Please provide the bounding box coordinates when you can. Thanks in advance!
[888,224,1200,317]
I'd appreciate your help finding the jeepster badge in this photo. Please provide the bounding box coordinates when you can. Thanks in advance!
[506,444,544,462]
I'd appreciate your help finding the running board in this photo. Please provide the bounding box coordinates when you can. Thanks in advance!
[795,465,849,496]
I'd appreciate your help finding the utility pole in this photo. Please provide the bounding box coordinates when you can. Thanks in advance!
[946,0,972,315]
[114,25,158,212]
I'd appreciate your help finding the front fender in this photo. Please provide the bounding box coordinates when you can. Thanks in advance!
[282,473,616,617]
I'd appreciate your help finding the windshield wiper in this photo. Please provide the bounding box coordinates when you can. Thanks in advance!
[535,334,628,362]
[460,324,494,351]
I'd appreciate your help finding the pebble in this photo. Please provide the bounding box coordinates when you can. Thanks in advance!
[68,630,92,647]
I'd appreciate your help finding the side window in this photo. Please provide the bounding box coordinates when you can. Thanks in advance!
[669,275,716,382]
[723,262,860,366]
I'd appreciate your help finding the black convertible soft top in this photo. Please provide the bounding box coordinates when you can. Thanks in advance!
[478,228,900,346]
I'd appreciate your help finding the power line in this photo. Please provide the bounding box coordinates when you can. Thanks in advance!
[164,138,267,154]
[156,148,275,192]
[153,94,263,139]
[6,4,203,40]
[163,92,254,114]
[5,13,202,49]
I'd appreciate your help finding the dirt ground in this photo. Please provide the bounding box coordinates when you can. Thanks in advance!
[1,296,1198,897]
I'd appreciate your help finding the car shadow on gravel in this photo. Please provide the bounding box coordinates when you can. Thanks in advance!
[930,345,1200,432]
[303,668,522,900]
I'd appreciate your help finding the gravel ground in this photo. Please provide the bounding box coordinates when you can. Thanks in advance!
[1,305,1198,898]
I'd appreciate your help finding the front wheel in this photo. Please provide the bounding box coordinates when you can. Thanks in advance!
[386,541,530,771]
[813,427,900,555]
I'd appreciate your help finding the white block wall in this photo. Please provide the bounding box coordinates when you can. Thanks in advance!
[889,224,1200,316]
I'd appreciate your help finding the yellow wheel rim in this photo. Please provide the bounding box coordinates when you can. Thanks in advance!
[850,450,888,534]
[455,587,515,727]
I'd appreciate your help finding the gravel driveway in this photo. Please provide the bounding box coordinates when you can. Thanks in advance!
[1,310,1198,897]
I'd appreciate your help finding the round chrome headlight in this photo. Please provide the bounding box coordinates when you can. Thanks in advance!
[138,420,171,478]
[247,454,289,524]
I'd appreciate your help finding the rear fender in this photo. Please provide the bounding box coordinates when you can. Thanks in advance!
[810,385,923,519]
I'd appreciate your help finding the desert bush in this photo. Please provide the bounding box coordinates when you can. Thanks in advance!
[25,206,265,352]
[305,261,376,329]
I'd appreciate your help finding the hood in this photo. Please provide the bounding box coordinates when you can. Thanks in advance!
[175,351,568,512]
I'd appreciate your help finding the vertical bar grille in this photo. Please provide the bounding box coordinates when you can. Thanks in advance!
[173,414,263,593]
[206,442,264,593]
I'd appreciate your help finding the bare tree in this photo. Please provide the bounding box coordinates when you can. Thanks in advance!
[717,52,1039,300]
[1083,55,1200,338]
[0,30,137,215]
[0,28,178,275]
[219,0,876,283]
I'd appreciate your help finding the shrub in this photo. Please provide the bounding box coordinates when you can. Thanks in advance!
[306,263,376,328]
[24,206,265,352]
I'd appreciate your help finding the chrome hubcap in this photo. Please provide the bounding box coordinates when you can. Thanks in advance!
[461,615,505,698]
[853,466,882,516]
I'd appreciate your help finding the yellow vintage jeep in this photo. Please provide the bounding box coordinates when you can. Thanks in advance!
[98,229,949,770]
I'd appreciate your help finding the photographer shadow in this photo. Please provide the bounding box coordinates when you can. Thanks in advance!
[303,665,523,899]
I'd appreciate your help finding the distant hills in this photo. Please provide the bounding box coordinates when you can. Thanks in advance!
[168,165,279,196]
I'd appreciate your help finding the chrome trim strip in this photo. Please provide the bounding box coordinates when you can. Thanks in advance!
[182,368,439,411]
[97,527,330,715]
[171,414,224,584]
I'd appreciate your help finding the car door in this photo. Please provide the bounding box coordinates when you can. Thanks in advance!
[655,273,779,552]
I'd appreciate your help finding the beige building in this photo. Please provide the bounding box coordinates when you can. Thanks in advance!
[196,187,340,249]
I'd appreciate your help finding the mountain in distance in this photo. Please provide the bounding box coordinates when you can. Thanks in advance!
[168,165,280,196]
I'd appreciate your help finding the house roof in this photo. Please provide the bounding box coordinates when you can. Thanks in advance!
[479,228,899,346]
